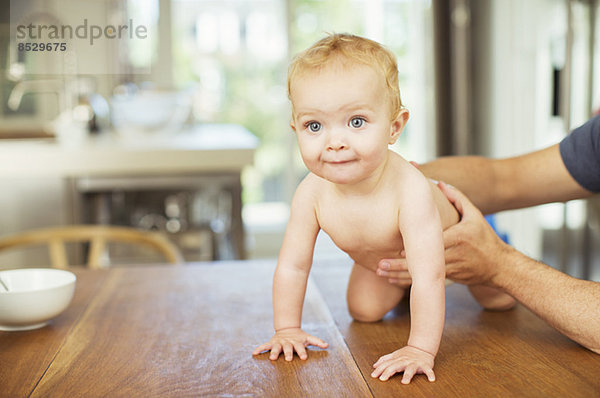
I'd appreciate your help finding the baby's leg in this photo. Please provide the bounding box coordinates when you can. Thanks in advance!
[347,263,406,322]
[469,284,516,311]
[431,181,515,311]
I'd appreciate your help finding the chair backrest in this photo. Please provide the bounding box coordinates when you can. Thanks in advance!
[0,225,183,269]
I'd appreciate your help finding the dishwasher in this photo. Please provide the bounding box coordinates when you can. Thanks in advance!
[68,173,244,265]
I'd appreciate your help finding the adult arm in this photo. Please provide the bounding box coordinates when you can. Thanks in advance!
[379,120,598,295]
[439,182,600,354]
[418,144,592,214]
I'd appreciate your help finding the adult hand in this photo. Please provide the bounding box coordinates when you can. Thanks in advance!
[377,182,510,286]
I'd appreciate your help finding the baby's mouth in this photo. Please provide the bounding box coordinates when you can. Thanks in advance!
[325,158,356,164]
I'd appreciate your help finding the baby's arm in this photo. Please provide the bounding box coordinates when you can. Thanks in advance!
[371,171,445,383]
[252,179,328,360]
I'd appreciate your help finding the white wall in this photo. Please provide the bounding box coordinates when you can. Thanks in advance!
[485,0,567,258]
[0,177,66,269]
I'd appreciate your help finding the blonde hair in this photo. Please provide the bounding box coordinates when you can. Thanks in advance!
[288,33,403,120]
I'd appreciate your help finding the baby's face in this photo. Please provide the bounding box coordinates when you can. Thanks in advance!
[290,62,404,185]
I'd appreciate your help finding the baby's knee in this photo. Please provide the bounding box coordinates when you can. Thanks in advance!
[481,295,517,311]
[347,298,388,323]
[348,306,385,323]
[469,285,517,311]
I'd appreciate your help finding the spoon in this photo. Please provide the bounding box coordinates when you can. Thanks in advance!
[0,277,8,292]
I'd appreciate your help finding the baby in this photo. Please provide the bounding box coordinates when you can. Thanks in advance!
[253,33,502,384]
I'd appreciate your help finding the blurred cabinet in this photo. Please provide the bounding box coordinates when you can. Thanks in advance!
[70,173,244,262]
[0,124,258,266]
[0,177,66,269]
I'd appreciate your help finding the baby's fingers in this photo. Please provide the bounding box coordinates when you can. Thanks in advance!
[373,353,393,368]
[400,364,418,384]
[377,362,405,381]
[294,342,308,360]
[371,365,384,379]
[252,342,272,356]
[305,335,329,349]
[269,343,282,360]
[371,358,395,379]
[283,342,295,361]
[401,365,435,384]
[424,368,436,382]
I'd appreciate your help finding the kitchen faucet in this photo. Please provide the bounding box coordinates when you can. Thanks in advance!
[6,77,108,136]
[7,79,68,112]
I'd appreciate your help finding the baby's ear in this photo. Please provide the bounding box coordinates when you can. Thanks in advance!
[290,118,297,133]
[389,108,409,144]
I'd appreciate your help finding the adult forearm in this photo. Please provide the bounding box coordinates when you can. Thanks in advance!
[419,156,503,213]
[420,146,592,213]
[492,247,600,354]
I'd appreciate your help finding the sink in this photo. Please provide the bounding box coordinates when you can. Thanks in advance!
[111,90,192,135]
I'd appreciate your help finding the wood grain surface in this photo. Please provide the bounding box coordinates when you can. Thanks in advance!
[2,260,599,397]
[0,268,109,397]
[29,263,370,397]
[311,258,600,397]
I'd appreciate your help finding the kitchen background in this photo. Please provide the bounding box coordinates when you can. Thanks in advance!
[0,0,598,281]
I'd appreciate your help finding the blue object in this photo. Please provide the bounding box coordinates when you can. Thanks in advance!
[484,214,510,244]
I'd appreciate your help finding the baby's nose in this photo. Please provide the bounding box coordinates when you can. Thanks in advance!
[326,131,348,151]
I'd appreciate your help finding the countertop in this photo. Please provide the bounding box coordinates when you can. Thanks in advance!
[0,123,259,177]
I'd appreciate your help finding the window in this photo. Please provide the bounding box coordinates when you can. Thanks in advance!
[168,0,435,205]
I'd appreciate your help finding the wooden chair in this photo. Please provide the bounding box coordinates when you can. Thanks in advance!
[0,225,184,269]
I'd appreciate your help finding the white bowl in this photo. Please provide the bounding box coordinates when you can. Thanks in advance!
[111,90,191,134]
[0,268,76,331]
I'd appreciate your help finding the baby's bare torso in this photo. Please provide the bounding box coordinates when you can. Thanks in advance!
[314,155,459,271]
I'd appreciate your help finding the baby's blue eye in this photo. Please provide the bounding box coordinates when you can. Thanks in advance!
[350,117,365,128]
[307,122,321,132]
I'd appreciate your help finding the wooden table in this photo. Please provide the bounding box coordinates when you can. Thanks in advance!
[1,260,599,397]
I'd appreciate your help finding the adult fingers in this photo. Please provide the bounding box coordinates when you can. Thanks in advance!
[388,278,412,289]
[438,181,484,222]
[442,222,464,249]
[378,258,408,273]
[437,181,465,216]
[377,267,410,280]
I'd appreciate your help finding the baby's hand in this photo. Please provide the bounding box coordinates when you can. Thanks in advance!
[252,327,329,361]
[371,345,436,384]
